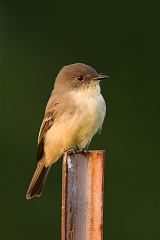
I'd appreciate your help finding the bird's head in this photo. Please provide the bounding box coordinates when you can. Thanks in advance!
[54,63,108,91]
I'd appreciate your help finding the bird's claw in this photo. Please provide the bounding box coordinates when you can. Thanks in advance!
[66,148,88,157]
[66,148,76,156]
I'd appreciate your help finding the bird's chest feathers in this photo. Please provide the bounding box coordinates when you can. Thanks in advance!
[70,86,106,136]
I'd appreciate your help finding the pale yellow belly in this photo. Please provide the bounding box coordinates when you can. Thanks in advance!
[44,114,91,166]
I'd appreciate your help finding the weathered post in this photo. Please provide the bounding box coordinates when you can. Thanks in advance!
[61,150,105,240]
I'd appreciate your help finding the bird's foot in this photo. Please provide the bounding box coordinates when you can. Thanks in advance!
[66,148,76,156]
[74,146,88,157]
[66,147,88,157]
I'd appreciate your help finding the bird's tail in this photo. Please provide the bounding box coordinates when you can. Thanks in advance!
[26,160,50,199]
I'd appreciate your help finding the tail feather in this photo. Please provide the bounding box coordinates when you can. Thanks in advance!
[26,160,50,199]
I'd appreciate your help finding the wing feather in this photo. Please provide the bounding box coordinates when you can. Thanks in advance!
[37,96,60,162]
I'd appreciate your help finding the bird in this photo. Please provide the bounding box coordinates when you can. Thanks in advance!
[26,63,108,199]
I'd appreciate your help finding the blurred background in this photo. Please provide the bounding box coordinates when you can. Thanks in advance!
[0,0,160,239]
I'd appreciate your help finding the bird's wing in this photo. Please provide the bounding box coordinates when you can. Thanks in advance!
[37,111,55,162]
[37,95,60,162]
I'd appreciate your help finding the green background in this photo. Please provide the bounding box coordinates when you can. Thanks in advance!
[0,0,160,239]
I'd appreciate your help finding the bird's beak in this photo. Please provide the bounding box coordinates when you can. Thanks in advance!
[93,74,109,80]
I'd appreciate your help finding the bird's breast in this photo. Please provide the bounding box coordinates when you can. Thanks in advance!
[69,85,106,146]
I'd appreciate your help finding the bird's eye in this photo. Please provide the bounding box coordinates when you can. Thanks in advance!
[77,75,84,81]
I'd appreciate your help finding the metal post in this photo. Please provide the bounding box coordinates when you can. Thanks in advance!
[61,150,105,240]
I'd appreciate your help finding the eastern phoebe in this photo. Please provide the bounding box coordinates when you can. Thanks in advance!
[26,63,108,199]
